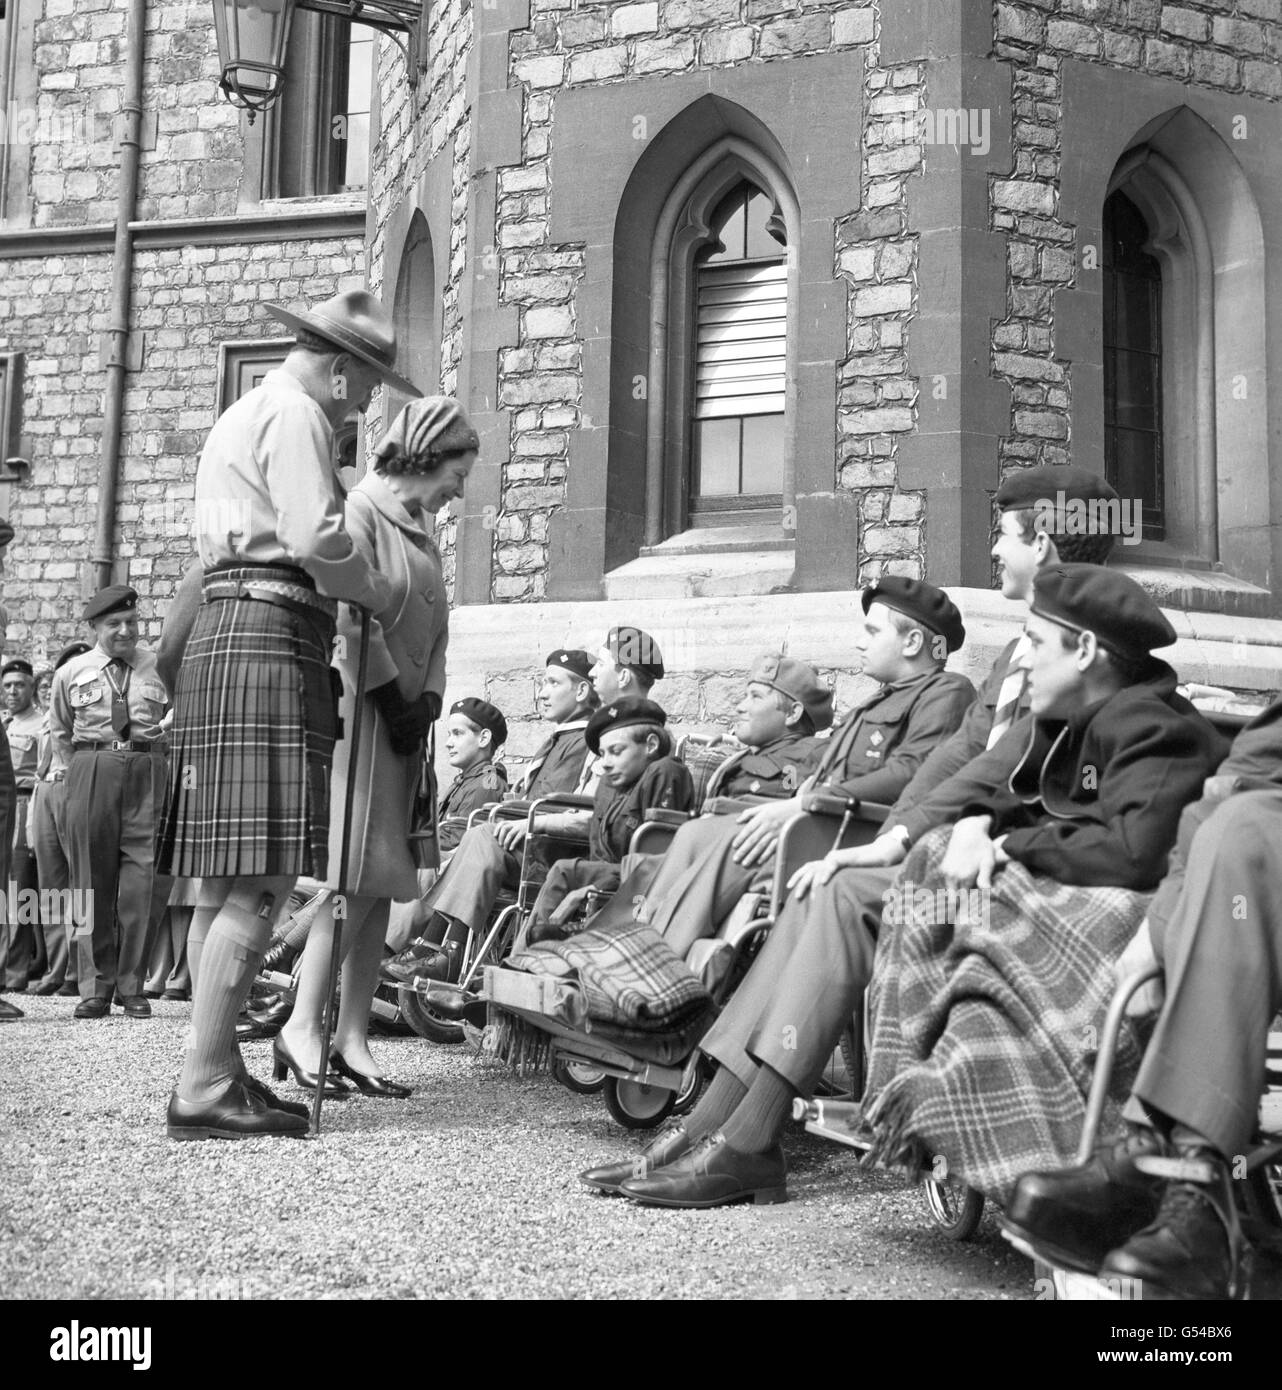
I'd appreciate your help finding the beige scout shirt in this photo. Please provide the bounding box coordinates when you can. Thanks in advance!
[48,646,170,768]
[194,369,389,613]
[5,705,43,789]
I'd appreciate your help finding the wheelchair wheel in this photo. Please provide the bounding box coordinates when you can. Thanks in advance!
[396,983,464,1045]
[604,1076,675,1130]
[553,1058,607,1095]
[922,1174,985,1241]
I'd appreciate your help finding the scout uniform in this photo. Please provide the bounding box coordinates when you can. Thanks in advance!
[438,696,510,854]
[49,587,171,1011]
[4,661,44,987]
[522,700,695,943]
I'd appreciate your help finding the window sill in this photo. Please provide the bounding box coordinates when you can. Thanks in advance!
[606,527,796,600]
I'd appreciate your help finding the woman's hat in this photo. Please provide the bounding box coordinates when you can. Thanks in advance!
[265,289,422,398]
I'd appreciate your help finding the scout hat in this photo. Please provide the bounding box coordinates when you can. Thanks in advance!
[605,626,665,684]
[450,697,507,748]
[747,653,834,732]
[586,697,668,755]
[265,289,422,398]
[55,641,92,670]
[862,576,966,654]
[0,658,33,679]
[83,585,138,624]
[1031,564,1176,662]
[546,649,594,683]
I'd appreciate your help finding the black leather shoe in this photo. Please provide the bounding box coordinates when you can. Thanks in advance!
[419,983,487,1026]
[380,937,450,984]
[142,989,163,999]
[74,997,110,1019]
[0,997,24,1020]
[240,1073,309,1120]
[1003,1125,1167,1273]
[236,1014,276,1042]
[329,1048,413,1099]
[247,994,293,1035]
[272,1036,350,1097]
[31,980,60,996]
[619,1132,787,1208]
[261,938,300,975]
[120,995,151,1018]
[581,1122,693,1195]
[166,1081,308,1141]
[57,982,79,996]
[1100,1150,1245,1300]
[161,987,190,1001]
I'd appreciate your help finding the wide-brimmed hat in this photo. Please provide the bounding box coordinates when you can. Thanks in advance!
[265,290,422,398]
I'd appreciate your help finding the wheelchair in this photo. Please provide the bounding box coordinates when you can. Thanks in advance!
[455,787,889,1130]
[995,961,1282,1299]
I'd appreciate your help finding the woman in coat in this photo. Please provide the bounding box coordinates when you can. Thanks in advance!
[273,396,478,1096]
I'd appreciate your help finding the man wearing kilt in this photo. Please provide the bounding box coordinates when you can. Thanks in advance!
[159,290,413,1141]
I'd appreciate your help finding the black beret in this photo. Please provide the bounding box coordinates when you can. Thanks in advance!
[606,626,665,683]
[83,584,138,623]
[995,465,1120,516]
[450,697,507,747]
[0,517,13,548]
[1031,564,1176,662]
[55,641,92,671]
[747,654,834,731]
[1,659,33,679]
[586,696,668,755]
[862,576,966,654]
[546,649,594,682]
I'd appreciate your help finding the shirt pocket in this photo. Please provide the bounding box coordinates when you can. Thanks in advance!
[8,732,35,753]
[140,680,168,710]
[70,679,105,709]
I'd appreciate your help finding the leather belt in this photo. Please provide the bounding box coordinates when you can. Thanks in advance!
[72,740,166,754]
[207,582,335,628]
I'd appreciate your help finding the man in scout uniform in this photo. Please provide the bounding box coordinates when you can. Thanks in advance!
[589,626,665,707]
[0,659,42,990]
[383,650,598,984]
[437,697,509,853]
[577,577,975,965]
[49,586,171,1020]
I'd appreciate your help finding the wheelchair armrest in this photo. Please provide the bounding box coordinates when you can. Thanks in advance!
[798,791,890,824]
[527,793,595,818]
[487,799,533,823]
[642,807,694,828]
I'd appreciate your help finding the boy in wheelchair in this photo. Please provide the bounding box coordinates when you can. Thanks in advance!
[518,698,695,947]
[1005,697,1282,1300]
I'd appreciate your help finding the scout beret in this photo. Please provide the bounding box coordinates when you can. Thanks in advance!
[747,653,834,732]
[606,626,665,683]
[1031,564,1176,662]
[546,649,594,682]
[83,584,138,623]
[0,517,13,548]
[995,465,1119,514]
[862,576,966,654]
[586,696,668,755]
[450,697,507,747]
[0,659,33,678]
[55,641,92,671]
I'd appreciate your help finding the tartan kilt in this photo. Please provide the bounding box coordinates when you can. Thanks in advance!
[156,576,339,879]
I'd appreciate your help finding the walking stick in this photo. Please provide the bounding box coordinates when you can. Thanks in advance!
[310,605,372,1137]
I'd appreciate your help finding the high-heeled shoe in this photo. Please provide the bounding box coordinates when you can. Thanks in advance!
[328,1048,413,1099]
[271,1036,350,1097]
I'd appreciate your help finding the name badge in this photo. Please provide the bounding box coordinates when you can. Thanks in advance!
[70,678,105,708]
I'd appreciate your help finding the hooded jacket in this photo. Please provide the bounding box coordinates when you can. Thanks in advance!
[965,659,1228,890]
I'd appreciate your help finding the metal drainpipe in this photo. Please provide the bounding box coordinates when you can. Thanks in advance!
[92,0,147,590]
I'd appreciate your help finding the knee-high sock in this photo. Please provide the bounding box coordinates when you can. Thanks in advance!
[684,1065,750,1141]
[185,905,219,994]
[179,903,268,1103]
[720,1064,795,1154]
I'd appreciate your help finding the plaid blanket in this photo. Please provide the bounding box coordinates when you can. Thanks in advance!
[862,826,1149,1204]
[506,919,711,1031]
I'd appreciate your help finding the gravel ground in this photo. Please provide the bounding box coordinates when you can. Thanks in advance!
[1,995,1034,1301]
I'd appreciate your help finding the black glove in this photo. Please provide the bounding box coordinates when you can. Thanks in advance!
[425,691,443,723]
[371,681,431,756]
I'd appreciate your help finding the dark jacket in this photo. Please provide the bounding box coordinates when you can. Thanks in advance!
[521,719,590,798]
[708,732,822,802]
[589,755,696,864]
[437,759,508,852]
[964,659,1229,890]
[806,667,977,807]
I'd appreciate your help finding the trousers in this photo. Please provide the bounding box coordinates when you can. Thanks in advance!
[700,863,894,1091]
[31,780,75,990]
[1129,790,1282,1159]
[64,747,166,1000]
[422,824,520,934]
